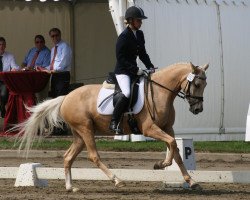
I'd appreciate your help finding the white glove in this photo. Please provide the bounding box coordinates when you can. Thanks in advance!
[137,67,144,75]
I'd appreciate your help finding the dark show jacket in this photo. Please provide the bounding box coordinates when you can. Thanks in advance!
[114,26,154,76]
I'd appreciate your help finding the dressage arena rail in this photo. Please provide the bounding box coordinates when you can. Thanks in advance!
[0,167,250,184]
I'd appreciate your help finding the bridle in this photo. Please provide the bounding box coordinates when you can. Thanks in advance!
[182,74,206,106]
[144,71,206,121]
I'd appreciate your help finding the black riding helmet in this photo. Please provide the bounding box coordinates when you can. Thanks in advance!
[125,6,147,20]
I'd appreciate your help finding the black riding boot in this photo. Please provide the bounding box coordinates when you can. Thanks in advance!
[109,94,129,134]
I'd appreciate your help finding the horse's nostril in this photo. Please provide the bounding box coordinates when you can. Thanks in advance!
[194,108,200,114]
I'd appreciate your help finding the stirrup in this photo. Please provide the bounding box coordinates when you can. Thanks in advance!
[110,127,123,135]
[112,125,124,135]
[115,127,123,135]
[109,122,123,135]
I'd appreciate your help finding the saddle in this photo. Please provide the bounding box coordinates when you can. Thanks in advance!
[98,72,143,134]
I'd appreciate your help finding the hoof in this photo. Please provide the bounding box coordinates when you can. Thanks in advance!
[72,187,80,192]
[153,163,161,170]
[113,176,125,188]
[115,181,126,188]
[190,183,203,191]
[66,187,80,192]
[153,160,165,170]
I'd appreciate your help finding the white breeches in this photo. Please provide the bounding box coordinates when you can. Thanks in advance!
[115,74,131,98]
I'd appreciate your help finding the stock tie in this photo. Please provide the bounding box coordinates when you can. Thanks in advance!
[29,50,40,68]
[50,46,58,70]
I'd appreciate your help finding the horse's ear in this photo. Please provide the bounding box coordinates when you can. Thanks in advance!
[202,63,209,71]
[190,62,197,73]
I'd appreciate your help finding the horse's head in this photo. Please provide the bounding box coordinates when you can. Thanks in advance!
[183,62,209,115]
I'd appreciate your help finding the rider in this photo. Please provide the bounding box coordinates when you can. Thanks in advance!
[109,6,155,133]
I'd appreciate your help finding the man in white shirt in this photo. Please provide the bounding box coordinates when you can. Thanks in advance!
[0,37,19,117]
[49,28,72,98]
[48,28,72,135]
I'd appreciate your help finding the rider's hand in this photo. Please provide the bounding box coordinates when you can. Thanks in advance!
[149,68,155,73]
[137,67,144,75]
[149,67,157,73]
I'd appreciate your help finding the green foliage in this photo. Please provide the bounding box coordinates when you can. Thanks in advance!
[194,141,250,153]
[0,139,15,149]
[0,138,249,153]
[31,139,72,150]
[0,139,72,150]
[96,140,167,152]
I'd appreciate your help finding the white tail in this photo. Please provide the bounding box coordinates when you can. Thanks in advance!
[13,96,66,156]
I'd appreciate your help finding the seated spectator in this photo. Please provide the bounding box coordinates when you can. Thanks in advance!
[49,28,72,135]
[49,28,72,98]
[21,35,51,102]
[21,35,50,71]
[0,37,19,118]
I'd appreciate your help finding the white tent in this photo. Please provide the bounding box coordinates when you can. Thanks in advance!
[109,0,250,141]
[1,0,249,140]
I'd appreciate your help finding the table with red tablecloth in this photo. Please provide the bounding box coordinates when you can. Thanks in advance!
[0,71,50,131]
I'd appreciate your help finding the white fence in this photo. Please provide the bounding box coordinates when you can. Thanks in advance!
[1,167,250,185]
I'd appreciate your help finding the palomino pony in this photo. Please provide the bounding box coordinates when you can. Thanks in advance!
[16,62,208,192]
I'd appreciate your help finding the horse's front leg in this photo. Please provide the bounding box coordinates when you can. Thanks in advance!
[173,147,202,190]
[164,127,202,190]
[143,123,177,169]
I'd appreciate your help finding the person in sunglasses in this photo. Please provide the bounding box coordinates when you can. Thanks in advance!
[48,27,72,99]
[48,28,72,136]
[21,35,50,71]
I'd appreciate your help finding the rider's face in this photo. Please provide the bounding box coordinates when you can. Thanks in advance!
[131,19,142,30]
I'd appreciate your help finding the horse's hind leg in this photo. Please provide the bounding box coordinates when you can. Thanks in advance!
[76,121,125,188]
[64,129,85,192]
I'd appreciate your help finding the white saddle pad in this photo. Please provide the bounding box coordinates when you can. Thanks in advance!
[97,78,144,115]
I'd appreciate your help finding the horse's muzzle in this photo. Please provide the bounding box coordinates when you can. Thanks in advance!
[189,102,203,115]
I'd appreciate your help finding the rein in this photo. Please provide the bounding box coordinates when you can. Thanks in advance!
[149,79,186,99]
